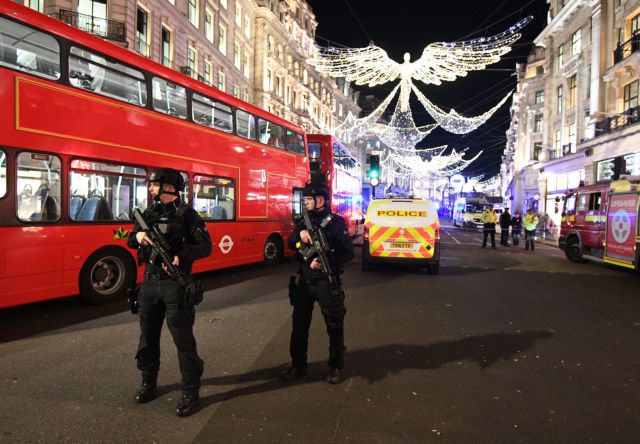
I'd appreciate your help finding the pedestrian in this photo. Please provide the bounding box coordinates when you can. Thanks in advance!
[481,207,498,249]
[128,168,212,417]
[523,208,539,251]
[499,207,512,246]
[281,182,354,384]
[511,211,523,246]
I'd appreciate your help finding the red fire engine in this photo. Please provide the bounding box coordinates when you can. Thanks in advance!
[559,178,640,270]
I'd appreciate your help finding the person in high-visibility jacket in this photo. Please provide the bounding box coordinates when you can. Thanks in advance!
[481,208,499,249]
[523,208,539,251]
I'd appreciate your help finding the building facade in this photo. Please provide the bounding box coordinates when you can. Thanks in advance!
[19,0,360,135]
[505,0,640,230]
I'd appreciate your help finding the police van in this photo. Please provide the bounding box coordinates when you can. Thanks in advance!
[362,198,441,274]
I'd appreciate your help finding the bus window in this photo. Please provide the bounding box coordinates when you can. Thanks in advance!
[258,119,285,149]
[236,109,257,140]
[292,188,303,220]
[69,47,146,106]
[0,149,6,198]
[193,175,235,221]
[286,130,305,155]
[152,77,187,118]
[69,159,147,221]
[307,142,321,160]
[192,93,233,133]
[16,151,61,222]
[0,17,60,80]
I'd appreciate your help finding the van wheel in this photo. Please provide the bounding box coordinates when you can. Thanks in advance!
[79,247,136,304]
[263,235,283,266]
[565,238,587,263]
[427,262,440,275]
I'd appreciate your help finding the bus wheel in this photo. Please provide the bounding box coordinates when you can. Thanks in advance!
[79,247,136,304]
[263,235,283,266]
[565,238,587,263]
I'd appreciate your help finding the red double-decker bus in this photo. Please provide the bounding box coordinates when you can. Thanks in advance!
[0,3,309,308]
[307,134,363,236]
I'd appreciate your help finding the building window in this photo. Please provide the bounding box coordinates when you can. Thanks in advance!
[205,9,214,43]
[557,44,564,69]
[554,129,561,153]
[220,0,227,9]
[568,75,576,108]
[571,29,581,56]
[533,142,542,161]
[233,82,239,98]
[27,0,44,13]
[243,88,249,102]
[275,76,283,97]
[161,27,172,67]
[557,85,563,114]
[187,46,197,78]
[536,65,544,76]
[242,52,250,78]
[265,69,272,92]
[188,0,199,28]
[233,41,241,69]
[632,14,640,36]
[623,80,638,110]
[535,90,544,104]
[534,113,543,132]
[303,69,308,85]
[218,25,226,55]
[244,14,251,38]
[624,152,639,176]
[136,7,150,57]
[204,61,211,85]
[235,4,242,27]
[568,122,576,152]
[217,68,225,92]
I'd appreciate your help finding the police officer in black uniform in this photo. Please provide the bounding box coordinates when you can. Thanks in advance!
[127,168,212,417]
[281,182,354,384]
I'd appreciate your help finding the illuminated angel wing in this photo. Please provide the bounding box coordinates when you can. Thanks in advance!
[410,16,532,85]
[307,45,401,87]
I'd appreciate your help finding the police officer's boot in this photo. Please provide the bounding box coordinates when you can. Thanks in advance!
[176,391,200,417]
[325,368,344,384]
[134,379,157,404]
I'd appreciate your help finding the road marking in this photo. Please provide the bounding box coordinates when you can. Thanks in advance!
[444,229,461,244]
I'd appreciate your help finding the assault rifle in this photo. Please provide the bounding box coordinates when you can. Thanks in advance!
[297,206,337,288]
[133,208,184,283]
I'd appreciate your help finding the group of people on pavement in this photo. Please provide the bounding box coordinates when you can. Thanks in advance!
[481,207,539,251]
[127,168,352,417]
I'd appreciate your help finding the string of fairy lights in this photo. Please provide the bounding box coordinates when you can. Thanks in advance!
[305,16,531,186]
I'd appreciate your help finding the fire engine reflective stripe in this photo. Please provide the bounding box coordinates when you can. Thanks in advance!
[569,215,576,222]
[561,216,566,222]
[585,215,606,222]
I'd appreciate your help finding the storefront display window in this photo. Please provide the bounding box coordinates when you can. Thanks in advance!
[596,159,615,182]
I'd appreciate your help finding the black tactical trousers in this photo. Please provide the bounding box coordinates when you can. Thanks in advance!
[500,229,509,246]
[525,229,536,251]
[136,278,203,394]
[482,229,496,247]
[290,278,346,371]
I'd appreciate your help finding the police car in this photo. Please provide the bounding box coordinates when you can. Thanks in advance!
[361,198,441,274]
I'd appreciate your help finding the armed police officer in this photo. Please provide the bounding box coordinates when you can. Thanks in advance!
[127,168,212,417]
[281,182,354,384]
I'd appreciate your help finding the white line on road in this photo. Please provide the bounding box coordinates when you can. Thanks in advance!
[443,229,461,244]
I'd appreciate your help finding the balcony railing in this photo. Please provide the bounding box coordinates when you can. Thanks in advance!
[613,33,640,64]
[53,9,125,42]
[595,105,640,137]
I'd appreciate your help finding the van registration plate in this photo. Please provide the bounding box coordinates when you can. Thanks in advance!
[389,242,414,250]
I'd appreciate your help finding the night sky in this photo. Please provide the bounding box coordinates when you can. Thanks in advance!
[305,0,549,178]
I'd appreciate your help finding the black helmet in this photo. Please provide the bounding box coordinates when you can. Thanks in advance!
[150,168,185,192]
[302,182,330,201]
